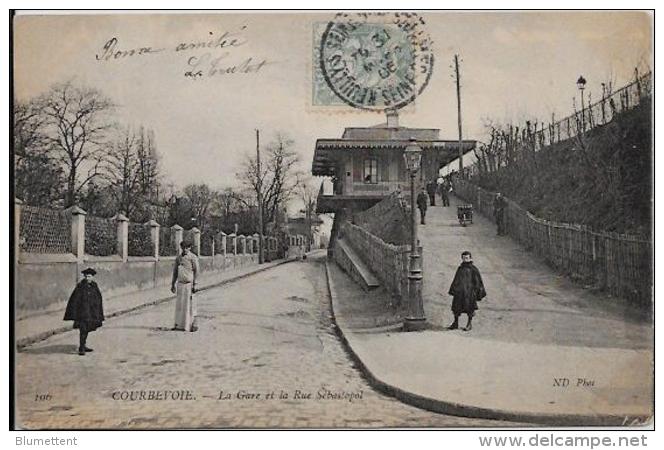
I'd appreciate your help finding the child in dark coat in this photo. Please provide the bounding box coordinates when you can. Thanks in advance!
[64,268,105,355]
[448,251,486,331]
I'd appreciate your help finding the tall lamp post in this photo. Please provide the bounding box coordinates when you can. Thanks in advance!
[403,138,427,332]
[577,75,587,132]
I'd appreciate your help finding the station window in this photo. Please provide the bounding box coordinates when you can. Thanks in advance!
[363,159,378,184]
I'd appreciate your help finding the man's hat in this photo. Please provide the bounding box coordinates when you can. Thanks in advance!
[82,267,97,276]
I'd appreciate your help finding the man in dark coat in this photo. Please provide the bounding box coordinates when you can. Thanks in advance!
[447,251,486,331]
[493,192,507,236]
[64,268,104,355]
[426,180,437,206]
[439,179,450,207]
[416,187,429,225]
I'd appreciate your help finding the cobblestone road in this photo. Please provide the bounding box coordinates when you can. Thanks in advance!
[15,253,519,429]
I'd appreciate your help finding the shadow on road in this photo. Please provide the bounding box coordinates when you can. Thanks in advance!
[19,344,78,355]
[104,325,172,331]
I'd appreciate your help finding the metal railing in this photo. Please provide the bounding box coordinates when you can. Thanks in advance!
[533,71,652,150]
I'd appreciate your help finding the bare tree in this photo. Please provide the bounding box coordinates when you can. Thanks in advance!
[36,81,115,207]
[13,99,63,205]
[296,175,319,246]
[14,100,47,157]
[183,183,216,231]
[94,124,164,221]
[238,133,301,235]
[136,127,161,200]
[214,187,247,221]
[102,126,141,217]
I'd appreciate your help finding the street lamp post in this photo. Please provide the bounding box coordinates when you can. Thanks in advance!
[402,138,427,332]
[577,75,587,132]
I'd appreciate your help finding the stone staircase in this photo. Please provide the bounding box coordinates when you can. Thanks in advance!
[334,239,380,291]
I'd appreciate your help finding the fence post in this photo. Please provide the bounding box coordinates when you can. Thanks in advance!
[14,198,22,267]
[146,220,160,260]
[238,235,246,254]
[219,232,227,257]
[191,227,201,256]
[605,236,613,292]
[229,233,237,255]
[171,224,183,251]
[115,214,129,262]
[253,233,260,258]
[70,206,87,262]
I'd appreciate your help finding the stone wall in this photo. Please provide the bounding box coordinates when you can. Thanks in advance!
[14,199,309,317]
[351,192,410,245]
[15,253,259,318]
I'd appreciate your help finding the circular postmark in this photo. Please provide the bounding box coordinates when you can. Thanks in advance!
[319,12,434,111]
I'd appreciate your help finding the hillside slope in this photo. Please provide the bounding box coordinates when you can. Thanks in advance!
[475,100,652,236]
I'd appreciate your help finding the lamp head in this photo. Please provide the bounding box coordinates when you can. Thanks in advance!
[576,75,587,91]
[403,137,422,173]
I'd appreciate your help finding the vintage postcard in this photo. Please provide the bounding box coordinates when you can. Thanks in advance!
[11,10,653,430]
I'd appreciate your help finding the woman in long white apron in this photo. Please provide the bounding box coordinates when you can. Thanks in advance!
[171,239,199,331]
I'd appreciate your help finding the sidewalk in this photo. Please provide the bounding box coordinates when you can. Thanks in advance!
[419,195,653,350]
[16,258,295,349]
[326,258,653,426]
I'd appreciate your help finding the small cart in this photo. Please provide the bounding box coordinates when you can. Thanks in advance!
[457,204,473,226]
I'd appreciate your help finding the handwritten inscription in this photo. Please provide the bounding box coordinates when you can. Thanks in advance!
[175,29,248,52]
[96,37,165,61]
[185,53,268,79]
[95,26,269,80]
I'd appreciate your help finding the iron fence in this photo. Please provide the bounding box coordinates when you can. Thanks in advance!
[19,205,72,254]
[128,223,154,257]
[85,216,117,256]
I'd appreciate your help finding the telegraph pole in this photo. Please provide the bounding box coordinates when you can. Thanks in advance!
[256,129,264,264]
[454,54,464,177]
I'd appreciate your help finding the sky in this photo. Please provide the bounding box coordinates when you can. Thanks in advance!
[13,11,652,191]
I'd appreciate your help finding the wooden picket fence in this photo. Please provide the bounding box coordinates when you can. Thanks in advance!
[340,221,411,301]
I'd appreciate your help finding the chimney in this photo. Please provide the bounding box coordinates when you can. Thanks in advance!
[386,109,399,128]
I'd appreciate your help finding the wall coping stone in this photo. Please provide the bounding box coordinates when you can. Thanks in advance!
[83,254,124,263]
[127,256,157,263]
[67,205,87,216]
[19,253,78,264]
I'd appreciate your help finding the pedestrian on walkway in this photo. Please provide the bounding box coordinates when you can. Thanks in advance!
[439,180,451,207]
[447,251,486,331]
[171,238,200,332]
[416,187,429,225]
[493,193,507,236]
[63,268,104,356]
[426,180,437,206]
